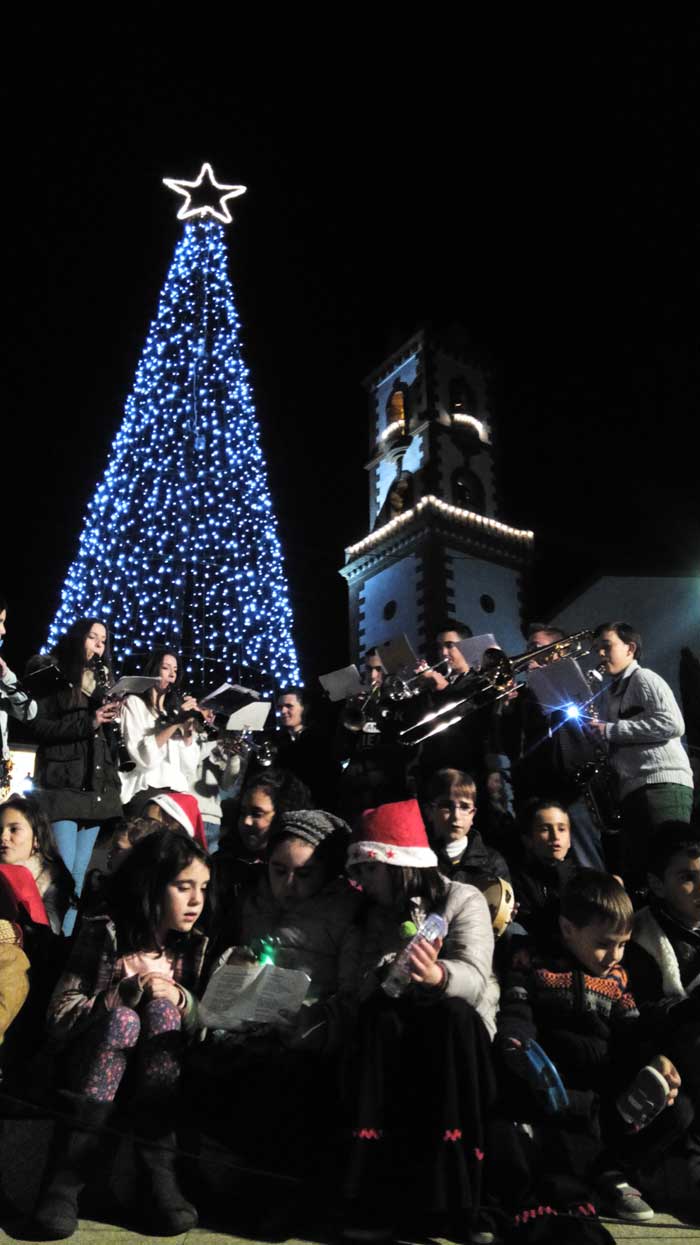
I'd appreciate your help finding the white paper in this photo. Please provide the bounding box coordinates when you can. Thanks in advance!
[375,633,419,676]
[109,676,161,697]
[225,702,271,732]
[319,665,363,702]
[199,962,311,1029]
[459,634,498,670]
[201,682,261,705]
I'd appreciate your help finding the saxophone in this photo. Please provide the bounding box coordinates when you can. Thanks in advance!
[573,665,621,834]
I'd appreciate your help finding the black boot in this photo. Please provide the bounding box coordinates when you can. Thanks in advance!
[133,1108,198,1234]
[33,1091,113,1240]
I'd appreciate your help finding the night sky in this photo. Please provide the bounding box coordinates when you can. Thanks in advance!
[6,18,698,690]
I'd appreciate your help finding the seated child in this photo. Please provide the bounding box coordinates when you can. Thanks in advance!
[422,768,510,886]
[625,824,700,1199]
[344,798,498,1243]
[189,809,361,1201]
[509,799,578,942]
[212,768,313,914]
[496,869,685,1224]
[33,828,211,1238]
[0,874,30,1048]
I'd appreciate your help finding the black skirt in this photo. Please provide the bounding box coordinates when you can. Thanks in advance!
[343,992,496,1225]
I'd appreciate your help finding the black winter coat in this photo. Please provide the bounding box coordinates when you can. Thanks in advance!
[437,828,511,886]
[32,688,123,823]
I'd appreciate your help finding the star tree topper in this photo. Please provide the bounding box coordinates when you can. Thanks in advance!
[163,162,247,224]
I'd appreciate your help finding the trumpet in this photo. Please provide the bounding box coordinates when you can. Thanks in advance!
[383,658,453,702]
[210,728,277,767]
[399,630,595,747]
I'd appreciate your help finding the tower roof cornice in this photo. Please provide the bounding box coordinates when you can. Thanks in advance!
[342,494,533,580]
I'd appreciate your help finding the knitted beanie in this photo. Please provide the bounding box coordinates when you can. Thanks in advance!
[347,799,438,870]
[148,792,208,850]
[274,809,352,850]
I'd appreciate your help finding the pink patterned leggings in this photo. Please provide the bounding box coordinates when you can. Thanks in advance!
[69,999,184,1104]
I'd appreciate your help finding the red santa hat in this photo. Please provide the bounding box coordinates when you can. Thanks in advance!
[347,799,438,870]
[148,793,208,850]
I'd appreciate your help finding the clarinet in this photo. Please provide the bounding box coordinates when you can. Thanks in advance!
[156,688,207,731]
[88,656,136,773]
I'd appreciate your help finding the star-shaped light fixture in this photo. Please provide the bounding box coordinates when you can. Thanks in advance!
[163,162,247,224]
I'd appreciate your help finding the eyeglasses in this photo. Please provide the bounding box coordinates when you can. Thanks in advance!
[431,800,476,814]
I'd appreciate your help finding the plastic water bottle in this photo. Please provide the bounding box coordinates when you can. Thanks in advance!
[382,912,448,998]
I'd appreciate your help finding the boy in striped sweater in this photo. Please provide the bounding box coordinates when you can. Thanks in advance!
[495,870,685,1223]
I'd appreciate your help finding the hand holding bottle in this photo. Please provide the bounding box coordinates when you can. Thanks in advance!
[382,912,448,997]
[407,935,444,987]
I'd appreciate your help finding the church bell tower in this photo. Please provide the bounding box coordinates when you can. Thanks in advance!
[340,329,534,662]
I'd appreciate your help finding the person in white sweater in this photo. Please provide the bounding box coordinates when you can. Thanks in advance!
[120,649,203,815]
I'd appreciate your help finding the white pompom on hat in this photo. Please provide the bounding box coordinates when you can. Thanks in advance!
[148,792,208,850]
[347,798,438,870]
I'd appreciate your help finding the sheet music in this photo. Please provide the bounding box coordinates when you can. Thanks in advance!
[199,961,311,1029]
[319,665,363,702]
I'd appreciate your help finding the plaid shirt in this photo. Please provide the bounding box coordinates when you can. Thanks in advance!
[47,914,208,1041]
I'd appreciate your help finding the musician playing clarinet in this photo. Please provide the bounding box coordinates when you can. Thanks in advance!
[29,619,122,934]
[120,648,204,818]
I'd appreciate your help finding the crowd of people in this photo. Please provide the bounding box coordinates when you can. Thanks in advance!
[0,593,698,1244]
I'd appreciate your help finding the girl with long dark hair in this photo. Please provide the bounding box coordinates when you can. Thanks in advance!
[34,827,211,1238]
[0,794,75,934]
[119,647,202,815]
[30,619,122,933]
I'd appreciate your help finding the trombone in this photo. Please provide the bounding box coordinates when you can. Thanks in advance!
[399,630,595,746]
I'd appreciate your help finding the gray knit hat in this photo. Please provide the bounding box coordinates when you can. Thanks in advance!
[274,809,352,850]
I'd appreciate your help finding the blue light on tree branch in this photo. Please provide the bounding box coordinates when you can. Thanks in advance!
[46,215,300,691]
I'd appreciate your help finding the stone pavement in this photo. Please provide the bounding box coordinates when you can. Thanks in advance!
[1,1107,697,1245]
[1,1215,699,1244]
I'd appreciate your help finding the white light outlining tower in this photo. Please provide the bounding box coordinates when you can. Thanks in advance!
[340,329,534,661]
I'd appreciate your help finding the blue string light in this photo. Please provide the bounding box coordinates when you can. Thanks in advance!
[46,219,300,691]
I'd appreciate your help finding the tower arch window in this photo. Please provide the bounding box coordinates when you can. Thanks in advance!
[451,466,485,512]
[449,376,478,417]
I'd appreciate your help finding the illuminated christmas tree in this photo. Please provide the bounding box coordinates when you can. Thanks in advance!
[46,164,300,690]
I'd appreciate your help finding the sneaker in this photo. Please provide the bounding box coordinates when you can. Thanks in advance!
[616,1063,670,1132]
[470,1228,498,1244]
[600,1180,654,1222]
[470,1212,500,1244]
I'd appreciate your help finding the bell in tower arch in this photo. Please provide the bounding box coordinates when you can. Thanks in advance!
[387,386,407,429]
